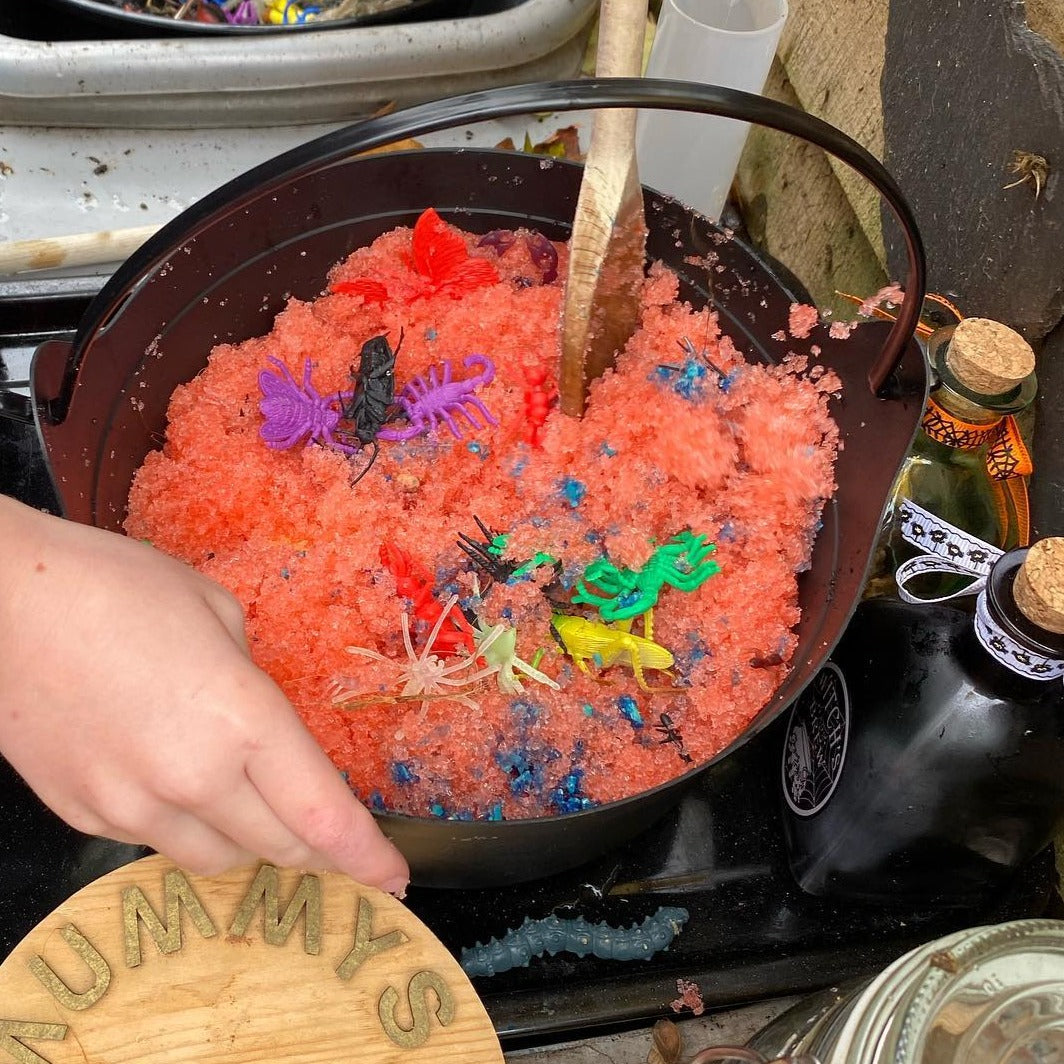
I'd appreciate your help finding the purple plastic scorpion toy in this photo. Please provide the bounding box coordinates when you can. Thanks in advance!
[258,356,357,454]
[379,353,497,442]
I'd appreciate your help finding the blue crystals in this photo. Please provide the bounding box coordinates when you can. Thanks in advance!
[467,440,489,459]
[429,802,447,818]
[368,790,386,811]
[559,477,586,508]
[391,761,419,785]
[486,802,504,821]
[582,703,595,717]
[687,633,709,663]
[617,694,643,728]
[654,356,709,399]
[673,356,708,400]
[496,749,535,795]
[560,563,582,590]
[425,326,438,341]
[511,698,540,725]
[550,768,595,814]
[600,441,617,457]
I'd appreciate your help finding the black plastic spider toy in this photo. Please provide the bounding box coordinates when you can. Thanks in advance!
[457,515,569,609]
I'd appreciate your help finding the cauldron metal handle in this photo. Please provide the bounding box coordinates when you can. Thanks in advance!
[62,77,924,422]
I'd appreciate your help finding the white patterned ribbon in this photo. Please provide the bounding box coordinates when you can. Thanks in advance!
[974,592,1064,681]
[894,499,1003,604]
[893,498,1062,681]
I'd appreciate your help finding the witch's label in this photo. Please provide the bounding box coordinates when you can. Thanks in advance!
[782,662,849,817]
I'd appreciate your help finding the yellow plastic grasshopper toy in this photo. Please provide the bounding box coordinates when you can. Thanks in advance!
[549,614,675,692]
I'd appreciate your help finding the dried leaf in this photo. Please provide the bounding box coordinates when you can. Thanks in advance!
[531,125,583,160]
[358,137,424,157]
[495,137,517,151]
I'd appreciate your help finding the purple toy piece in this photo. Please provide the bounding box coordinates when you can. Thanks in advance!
[525,232,559,283]
[223,1,260,24]
[378,353,497,442]
[476,230,518,255]
[258,356,357,454]
[476,229,559,285]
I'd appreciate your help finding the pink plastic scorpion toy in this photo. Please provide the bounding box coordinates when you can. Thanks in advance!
[378,353,497,442]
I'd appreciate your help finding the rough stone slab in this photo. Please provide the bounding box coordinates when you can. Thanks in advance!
[1030,317,1064,540]
[773,0,888,261]
[882,0,1064,339]
[737,63,888,317]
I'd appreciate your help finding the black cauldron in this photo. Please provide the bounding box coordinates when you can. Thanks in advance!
[26,80,928,887]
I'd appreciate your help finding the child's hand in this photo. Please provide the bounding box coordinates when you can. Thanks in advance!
[0,496,409,895]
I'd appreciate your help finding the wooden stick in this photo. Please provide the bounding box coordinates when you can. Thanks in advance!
[0,223,163,277]
[558,0,649,417]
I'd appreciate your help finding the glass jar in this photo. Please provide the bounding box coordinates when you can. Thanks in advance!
[864,320,1036,600]
[692,919,1064,1064]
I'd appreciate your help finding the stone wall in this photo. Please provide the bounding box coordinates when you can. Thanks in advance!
[735,0,1064,538]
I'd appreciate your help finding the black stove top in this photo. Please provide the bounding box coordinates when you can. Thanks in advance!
[0,279,1056,1051]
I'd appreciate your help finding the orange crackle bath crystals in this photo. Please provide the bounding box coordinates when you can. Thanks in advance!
[126,209,842,821]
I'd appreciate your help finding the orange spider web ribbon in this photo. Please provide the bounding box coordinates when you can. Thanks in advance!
[921,397,1034,546]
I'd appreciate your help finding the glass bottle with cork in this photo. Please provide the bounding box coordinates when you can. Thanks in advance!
[864,317,1037,599]
[780,530,1064,906]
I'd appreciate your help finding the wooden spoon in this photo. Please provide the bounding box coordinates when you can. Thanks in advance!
[559,0,650,417]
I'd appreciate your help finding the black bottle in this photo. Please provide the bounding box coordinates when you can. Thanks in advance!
[780,538,1064,905]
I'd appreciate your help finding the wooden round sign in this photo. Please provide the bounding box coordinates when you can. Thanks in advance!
[0,854,503,1063]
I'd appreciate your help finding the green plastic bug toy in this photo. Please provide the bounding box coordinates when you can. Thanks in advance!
[573,531,721,626]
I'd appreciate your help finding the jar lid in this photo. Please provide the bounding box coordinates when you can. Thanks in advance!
[883,919,1064,1064]
[1013,539,1064,635]
[926,323,1038,415]
[944,318,1035,394]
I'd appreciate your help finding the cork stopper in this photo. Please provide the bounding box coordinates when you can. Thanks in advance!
[1013,539,1064,635]
[945,318,1035,395]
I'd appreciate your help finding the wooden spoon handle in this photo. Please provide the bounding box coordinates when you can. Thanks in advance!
[559,0,650,416]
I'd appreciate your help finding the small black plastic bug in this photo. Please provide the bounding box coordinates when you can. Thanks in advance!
[343,330,401,484]
[654,712,693,763]
[457,515,515,584]
[457,515,570,608]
